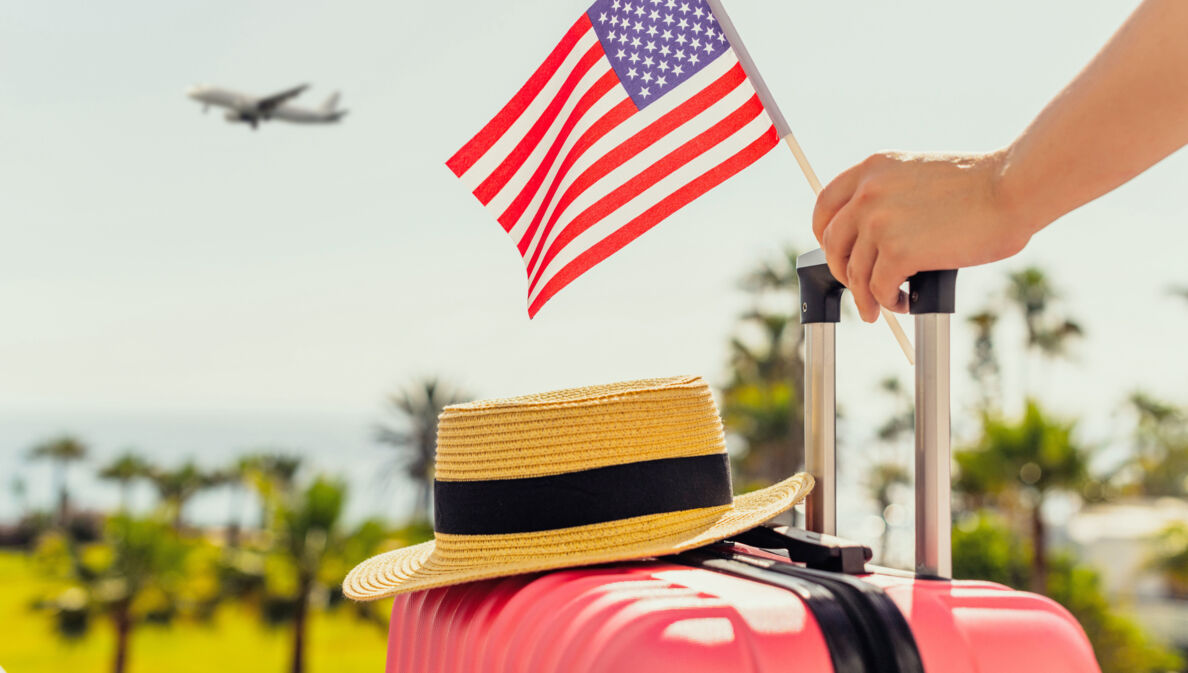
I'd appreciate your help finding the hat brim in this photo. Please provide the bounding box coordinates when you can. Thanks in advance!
[344,472,813,601]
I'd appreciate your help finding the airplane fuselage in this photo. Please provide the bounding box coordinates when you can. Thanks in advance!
[186,84,346,129]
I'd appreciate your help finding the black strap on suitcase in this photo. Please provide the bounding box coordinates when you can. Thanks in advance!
[671,542,924,673]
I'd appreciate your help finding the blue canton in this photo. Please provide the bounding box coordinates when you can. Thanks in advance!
[586,0,729,110]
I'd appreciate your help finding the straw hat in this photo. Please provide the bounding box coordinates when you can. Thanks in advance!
[344,375,813,601]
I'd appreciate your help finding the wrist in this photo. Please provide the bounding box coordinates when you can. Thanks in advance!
[988,146,1049,243]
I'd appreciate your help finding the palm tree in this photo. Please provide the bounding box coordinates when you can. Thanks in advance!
[275,477,347,673]
[1006,268,1083,392]
[1121,392,1188,498]
[243,453,304,530]
[967,309,1002,410]
[955,401,1090,593]
[28,435,88,526]
[98,452,150,512]
[376,378,470,522]
[43,515,196,673]
[148,462,216,531]
[722,247,806,491]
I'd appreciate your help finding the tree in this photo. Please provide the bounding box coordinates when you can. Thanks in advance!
[98,452,150,512]
[1118,392,1188,498]
[274,477,347,673]
[953,512,1183,673]
[147,462,218,531]
[721,247,806,491]
[376,378,470,522]
[967,309,1002,410]
[1147,522,1188,599]
[37,515,204,673]
[28,435,88,526]
[955,401,1091,593]
[1005,268,1083,392]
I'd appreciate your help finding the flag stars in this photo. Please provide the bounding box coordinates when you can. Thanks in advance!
[661,28,673,40]
[691,22,702,34]
[636,20,646,31]
[672,64,684,76]
[675,34,687,45]
[649,9,660,20]
[599,12,608,23]
[616,48,626,59]
[645,40,656,52]
[688,52,699,65]
[618,32,628,43]
[612,0,621,9]
[624,3,633,13]
[659,44,671,56]
[657,60,669,71]
[642,71,653,83]
[629,51,640,63]
[691,37,701,49]
[678,17,689,29]
[693,6,704,19]
[631,36,641,47]
[646,24,658,37]
[640,87,651,98]
[663,13,674,25]
[703,40,713,53]
[675,48,685,60]
[679,2,690,14]
[643,55,654,67]
[626,67,639,79]
[665,0,676,9]
[718,30,726,42]
[656,75,668,87]
[635,5,645,16]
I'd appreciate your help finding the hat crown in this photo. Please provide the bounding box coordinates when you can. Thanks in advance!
[433,376,726,482]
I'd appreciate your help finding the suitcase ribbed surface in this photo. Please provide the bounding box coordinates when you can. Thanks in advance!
[385,557,1100,673]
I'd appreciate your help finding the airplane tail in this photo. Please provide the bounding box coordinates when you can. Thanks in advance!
[321,92,341,113]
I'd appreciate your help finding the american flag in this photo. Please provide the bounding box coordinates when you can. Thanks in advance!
[447,0,782,317]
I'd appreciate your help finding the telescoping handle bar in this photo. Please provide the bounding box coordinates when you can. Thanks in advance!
[796,249,958,579]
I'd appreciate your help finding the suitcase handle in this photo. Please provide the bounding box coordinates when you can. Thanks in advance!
[796,250,957,579]
[727,524,873,574]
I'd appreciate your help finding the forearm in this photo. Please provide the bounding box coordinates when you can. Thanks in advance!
[999,0,1188,232]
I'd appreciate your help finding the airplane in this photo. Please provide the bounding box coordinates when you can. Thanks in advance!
[186,83,347,129]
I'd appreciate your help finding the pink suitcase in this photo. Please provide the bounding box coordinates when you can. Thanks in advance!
[382,252,1101,672]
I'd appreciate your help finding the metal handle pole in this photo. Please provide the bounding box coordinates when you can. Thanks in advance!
[913,313,951,578]
[804,322,836,535]
[796,249,844,536]
[908,269,957,579]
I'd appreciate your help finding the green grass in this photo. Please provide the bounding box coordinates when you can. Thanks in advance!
[0,552,390,673]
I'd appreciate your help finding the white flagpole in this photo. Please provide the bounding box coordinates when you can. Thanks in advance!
[706,0,915,366]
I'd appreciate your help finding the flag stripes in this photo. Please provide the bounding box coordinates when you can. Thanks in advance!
[448,4,779,316]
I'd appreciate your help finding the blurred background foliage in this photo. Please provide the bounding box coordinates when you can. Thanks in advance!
[2,252,1185,673]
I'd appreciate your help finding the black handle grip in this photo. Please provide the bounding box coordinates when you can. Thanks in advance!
[908,270,958,315]
[796,249,844,324]
[728,525,872,575]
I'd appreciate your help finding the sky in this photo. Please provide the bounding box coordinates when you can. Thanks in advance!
[2,0,1186,530]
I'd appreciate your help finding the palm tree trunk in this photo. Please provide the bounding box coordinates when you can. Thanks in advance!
[112,604,132,673]
[54,460,69,527]
[119,481,131,513]
[290,576,312,673]
[1030,501,1047,594]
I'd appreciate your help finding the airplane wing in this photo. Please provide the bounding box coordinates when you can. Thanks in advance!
[253,84,309,115]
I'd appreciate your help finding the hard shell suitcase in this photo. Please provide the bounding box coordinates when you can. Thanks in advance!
[382,252,1101,672]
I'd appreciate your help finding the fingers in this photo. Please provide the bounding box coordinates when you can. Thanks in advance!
[870,255,910,313]
[812,161,864,245]
[846,236,879,323]
[821,201,859,286]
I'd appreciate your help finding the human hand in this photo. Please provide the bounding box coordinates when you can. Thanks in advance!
[811,151,1038,322]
